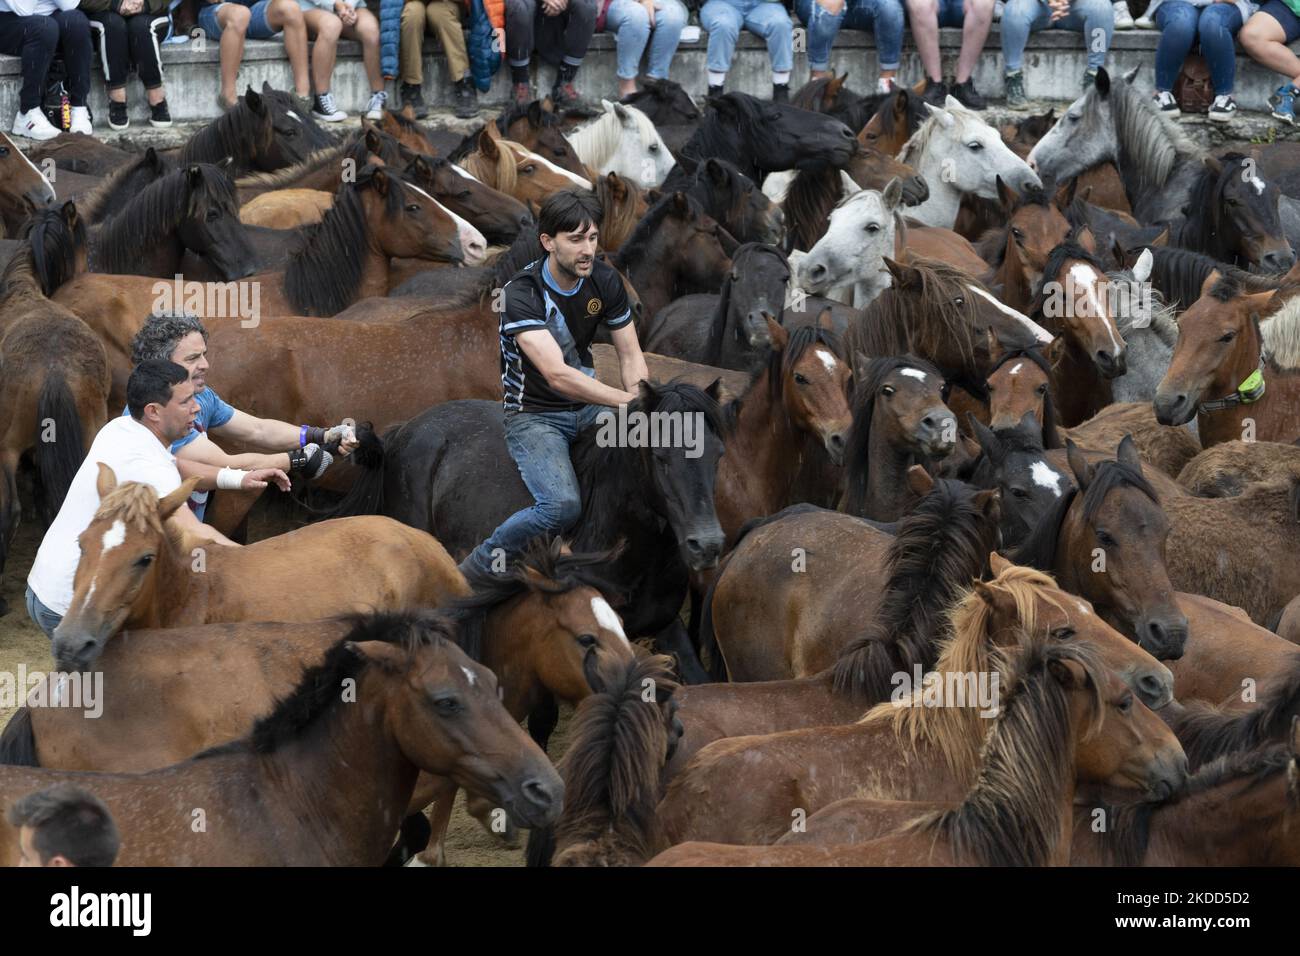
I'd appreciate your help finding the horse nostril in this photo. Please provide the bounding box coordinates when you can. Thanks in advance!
[522,778,556,808]
[1136,673,1166,707]
[829,433,845,450]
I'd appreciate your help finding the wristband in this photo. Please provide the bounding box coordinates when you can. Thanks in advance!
[217,467,249,491]
[304,426,326,446]
[299,425,308,448]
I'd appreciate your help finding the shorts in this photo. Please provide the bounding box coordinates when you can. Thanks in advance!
[936,0,965,28]
[296,0,368,11]
[197,0,283,40]
[1258,0,1300,43]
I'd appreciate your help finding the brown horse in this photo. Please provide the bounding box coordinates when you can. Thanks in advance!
[0,205,108,615]
[657,561,1184,849]
[494,100,594,180]
[451,126,592,210]
[0,130,58,234]
[50,466,467,670]
[1163,661,1300,768]
[239,187,334,228]
[977,179,1073,311]
[1177,439,1300,497]
[592,170,650,253]
[1155,275,1300,447]
[649,637,1184,865]
[0,613,563,866]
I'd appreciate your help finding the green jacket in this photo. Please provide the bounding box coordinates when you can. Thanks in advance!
[78,0,170,15]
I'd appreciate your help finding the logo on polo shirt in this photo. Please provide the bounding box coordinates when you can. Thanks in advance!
[586,298,602,315]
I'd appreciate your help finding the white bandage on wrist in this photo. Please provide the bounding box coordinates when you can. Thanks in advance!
[217,467,248,491]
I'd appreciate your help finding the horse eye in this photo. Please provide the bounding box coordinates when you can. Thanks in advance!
[205,209,221,222]
[458,190,472,200]
[1118,694,1134,713]
[433,696,461,716]
[865,223,879,233]
[1011,227,1025,241]
[1036,383,1048,395]
[135,554,155,568]
[967,141,983,151]
[1097,530,1117,547]
[406,203,420,213]
[577,633,597,648]
[953,296,964,306]
[522,164,536,174]
[1012,487,1029,499]
[1219,331,1237,343]
[793,372,809,385]
[649,143,659,152]
[0,146,9,156]
[881,385,895,396]
[1051,626,1076,641]
[554,148,568,158]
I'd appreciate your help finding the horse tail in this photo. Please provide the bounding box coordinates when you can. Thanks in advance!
[524,824,557,868]
[320,422,389,519]
[0,707,38,766]
[535,653,681,866]
[34,371,85,527]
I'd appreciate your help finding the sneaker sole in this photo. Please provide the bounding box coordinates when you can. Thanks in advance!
[313,113,347,122]
[1207,112,1234,123]
[1271,110,1296,125]
[108,119,129,130]
[150,119,173,128]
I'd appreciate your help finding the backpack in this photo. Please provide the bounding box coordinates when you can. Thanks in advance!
[1174,53,1214,114]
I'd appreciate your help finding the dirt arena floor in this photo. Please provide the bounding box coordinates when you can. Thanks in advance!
[0,481,571,867]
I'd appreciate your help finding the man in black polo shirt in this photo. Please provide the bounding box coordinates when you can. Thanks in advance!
[460,189,650,578]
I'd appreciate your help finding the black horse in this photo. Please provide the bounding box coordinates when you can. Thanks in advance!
[179,83,335,177]
[330,381,730,684]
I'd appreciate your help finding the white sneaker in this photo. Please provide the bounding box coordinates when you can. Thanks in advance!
[69,105,92,135]
[876,77,894,95]
[365,89,388,121]
[994,0,1004,20]
[1134,13,1154,27]
[312,91,347,122]
[12,107,59,140]
[1113,0,1134,27]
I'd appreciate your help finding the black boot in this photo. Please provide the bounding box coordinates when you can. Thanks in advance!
[453,76,478,119]
[772,83,789,103]
[400,82,428,119]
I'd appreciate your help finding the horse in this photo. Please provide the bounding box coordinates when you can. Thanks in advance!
[565,100,674,186]
[899,97,1041,230]
[976,179,1073,309]
[966,413,1070,549]
[0,206,108,616]
[984,343,1064,444]
[791,73,879,133]
[1177,439,1300,498]
[663,92,856,192]
[525,652,682,867]
[0,130,57,234]
[1170,153,1295,274]
[663,156,785,247]
[791,182,901,308]
[0,612,563,866]
[1156,275,1300,447]
[1162,667,1300,768]
[654,566,1186,852]
[493,101,594,180]
[73,146,169,225]
[451,126,593,209]
[650,639,1184,866]
[86,163,257,281]
[178,84,335,178]
[617,77,700,153]
[642,242,790,370]
[49,465,469,671]
[325,380,728,682]
[591,170,649,253]
[1108,247,1181,406]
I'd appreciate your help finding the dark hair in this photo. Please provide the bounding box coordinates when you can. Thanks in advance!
[130,312,208,366]
[538,189,602,239]
[7,784,120,867]
[126,359,189,420]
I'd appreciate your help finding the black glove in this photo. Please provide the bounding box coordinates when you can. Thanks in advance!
[287,442,333,479]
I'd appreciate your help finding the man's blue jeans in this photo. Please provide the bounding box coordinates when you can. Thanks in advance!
[1154,1,1242,95]
[25,584,62,641]
[700,0,794,74]
[462,403,603,577]
[1001,0,1114,72]
[604,0,689,80]
[793,0,905,72]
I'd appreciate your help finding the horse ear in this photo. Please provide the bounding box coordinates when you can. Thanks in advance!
[1246,289,1278,314]
[1198,268,1223,300]
[1055,176,1078,213]
[364,127,383,157]
[815,306,833,331]
[985,325,1007,366]
[1065,438,1094,491]
[1203,154,1224,177]
[345,640,407,673]
[400,102,416,121]
[765,314,788,351]
[1095,68,1112,98]
[1150,225,1169,247]
[245,87,264,114]
[853,350,873,383]
[703,377,724,403]
[989,551,1013,577]
[704,157,727,185]
[1048,656,1089,691]
[1074,226,1096,254]
[670,190,691,216]
[877,175,903,211]
[1132,248,1153,283]
[610,100,633,123]
[1045,335,1066,367]
[968,411,999,459]
[996,176,1017,215]
[145,146,162,171]
[370,166,390,196]
[1116,434,1143,473]
[974,488,1001,520]
[158,476,200,520]
[95,461,118,500]
[526,100,545,126]
[923,103,956,129]
[261,80,273,94]
[478,127,500,159]
[882,256,919,288]
[61,200,79,232]
[186,165,203,190]
[606,170,627,200]
[905,464,935,498]
[1122,66,1140,85]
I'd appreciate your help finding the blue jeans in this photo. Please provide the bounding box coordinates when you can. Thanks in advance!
[1001,0,1114,72]
[25,584,62,641]
[604,0,688,79]
[462,403,602,576]
[701,0,794,74]
[794,0,904,71]
[1155,1,1242,94]
[197,0,282,40]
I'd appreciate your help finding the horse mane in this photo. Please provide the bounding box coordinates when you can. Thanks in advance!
[1177,154,1241,260]
[832,476,999,704]
[93,164,238,275]
[178,97,269,168]
[676,93,767,176]
[785,165,845,252]
[860,562,1066,784]
[1106,78,1201,194]
[284,165,405,315]
[611,190,702,274]
[593,172,644,252]
[20,204,85,297]
[988,347,1063,447]
[494,101,564,136]
[233,144,346,193]
[1165,654,1300,769]
[1263,294,1300,370]
[1109,267,1177,345]
[846,258,985,377]
[898,99,986,168]
[569,380,727,552]
[445,537,621,664]
[536,653,680,867]
[1100,742,1300,865]
[843,354,944,515]
[196,612,456,757]
[567,104,662,168]
[1014,457,1158,571]
[903,637,1105,866]
[1143,245,1278,313]
[76,149,169,225]
[93,480,167,536]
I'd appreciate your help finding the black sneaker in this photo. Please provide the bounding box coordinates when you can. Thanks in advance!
[149,99,171,128]
[707,83,724,99]
[453,76,478,119]
[108,100,128,130]
[772,83,789,103]
[400,82,428,119]
[948,77,986,110]
[921,77,948,106]
[1208,94,1237,123]
[550,81,584,111]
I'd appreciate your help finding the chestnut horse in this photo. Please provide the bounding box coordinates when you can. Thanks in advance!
[50,466,467,671]
[0,613,563,866]
[657,561,1183,849]
[649,639,1184,866]
[450,126,592,210]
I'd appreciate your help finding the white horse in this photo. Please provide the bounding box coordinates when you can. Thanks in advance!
[899,96,1041,229]
[793,179,902,309]
[1110,248,1177,405]
[566,100,675,187]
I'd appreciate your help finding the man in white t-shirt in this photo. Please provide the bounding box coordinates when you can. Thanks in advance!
[25,360,285,639]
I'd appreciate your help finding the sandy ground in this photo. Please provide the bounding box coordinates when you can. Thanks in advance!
[0,482,569,868]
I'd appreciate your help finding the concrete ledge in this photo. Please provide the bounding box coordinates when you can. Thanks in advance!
[0,23,1297,134]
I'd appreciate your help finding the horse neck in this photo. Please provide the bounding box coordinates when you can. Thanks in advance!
[864,413,921,522]
[126,521,197,630]
[90,220,183,278]
[997,238,1034,312]
[1195,320,1265,446]
[480,598,543,720]
[622,236,676,320]
[256,667,422,865]
[1143,778,1288,865]
[1051,338,1111,425]
[904,149,963,228]
[727,369,808,510]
